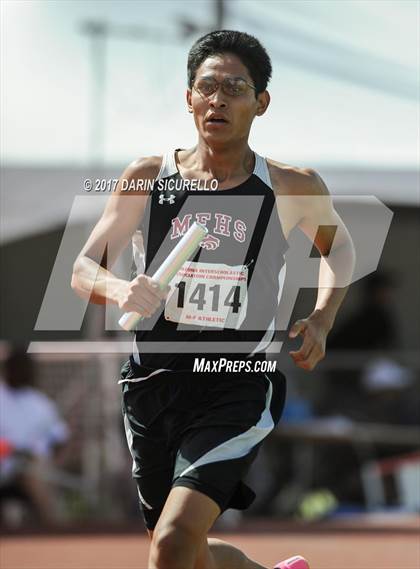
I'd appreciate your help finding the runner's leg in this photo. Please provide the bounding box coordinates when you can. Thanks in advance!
[149,487,268,569]
[149,486,219,568]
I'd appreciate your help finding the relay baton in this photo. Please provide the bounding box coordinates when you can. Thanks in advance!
[118,221,208,331]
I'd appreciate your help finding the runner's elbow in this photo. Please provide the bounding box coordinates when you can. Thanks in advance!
[71,257,90,300]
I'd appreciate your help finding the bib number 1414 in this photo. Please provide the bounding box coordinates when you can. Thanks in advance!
[164,261,248,329]
[175,282,242,313]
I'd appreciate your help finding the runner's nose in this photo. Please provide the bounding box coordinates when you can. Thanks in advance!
[208,88,228,108]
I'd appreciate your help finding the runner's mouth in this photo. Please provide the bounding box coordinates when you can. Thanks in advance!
[206,114,229,124]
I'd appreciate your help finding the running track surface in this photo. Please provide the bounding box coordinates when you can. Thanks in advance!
[1,532,419,569]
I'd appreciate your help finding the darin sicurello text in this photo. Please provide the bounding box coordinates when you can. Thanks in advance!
[120,178,219,192]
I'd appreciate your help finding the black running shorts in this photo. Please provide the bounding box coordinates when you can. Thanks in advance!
[120,356,286,530]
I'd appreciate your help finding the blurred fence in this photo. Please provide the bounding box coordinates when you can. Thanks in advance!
[33,352,128,520]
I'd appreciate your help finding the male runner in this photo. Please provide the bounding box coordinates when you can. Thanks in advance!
[72,30,355,569]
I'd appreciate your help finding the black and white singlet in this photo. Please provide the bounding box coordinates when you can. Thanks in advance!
[129,149,288,372]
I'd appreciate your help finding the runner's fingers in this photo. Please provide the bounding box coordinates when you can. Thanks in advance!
[144,282,170,302]
[289,333,313,361]
[289,350,305,363]
[129,280,162,307]
[133,276,163,303]
[294,346,315,370]
[126,301,159,319]
[295,345,325,371]
[129,293,158,313]
[137,288,163,308]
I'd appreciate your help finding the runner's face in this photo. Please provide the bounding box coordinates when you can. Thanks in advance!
[187,53,269,145]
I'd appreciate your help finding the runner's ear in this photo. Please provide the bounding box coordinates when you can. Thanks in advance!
[186,89,193,113]
[256,91,270,116]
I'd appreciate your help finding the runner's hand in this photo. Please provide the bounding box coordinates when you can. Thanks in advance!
[288,314,328,371]
[118,275,169,318]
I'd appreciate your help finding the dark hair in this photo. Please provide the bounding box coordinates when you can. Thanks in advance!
[3,347,35,389]
[187,30,272,96]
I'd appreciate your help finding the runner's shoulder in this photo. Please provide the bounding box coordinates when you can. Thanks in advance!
[124,155,163,181]
[116,155,163,194]
[266,158,328,197]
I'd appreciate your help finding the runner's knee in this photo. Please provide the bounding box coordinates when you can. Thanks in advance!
[151,521,199,560]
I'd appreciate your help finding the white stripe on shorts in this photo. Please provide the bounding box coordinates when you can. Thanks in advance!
[179,375,274,478]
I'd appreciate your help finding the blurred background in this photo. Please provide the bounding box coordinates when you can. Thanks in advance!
[1,0,419,532]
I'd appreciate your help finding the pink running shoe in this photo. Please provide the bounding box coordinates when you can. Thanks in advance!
[274,555,310,569]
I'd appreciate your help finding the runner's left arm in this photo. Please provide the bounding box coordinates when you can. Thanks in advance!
[289,170,355,370]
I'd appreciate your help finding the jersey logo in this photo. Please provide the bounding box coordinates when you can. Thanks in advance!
[159,194,176,205]
[200,234,220,250]
[171,214,247,249]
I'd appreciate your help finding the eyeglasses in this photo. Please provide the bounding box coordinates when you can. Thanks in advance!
[193,76,256,98]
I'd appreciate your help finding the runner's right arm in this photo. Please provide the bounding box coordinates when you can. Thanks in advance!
[71,156,167,318]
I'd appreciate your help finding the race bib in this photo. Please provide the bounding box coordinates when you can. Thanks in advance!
[164,261,248,329]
